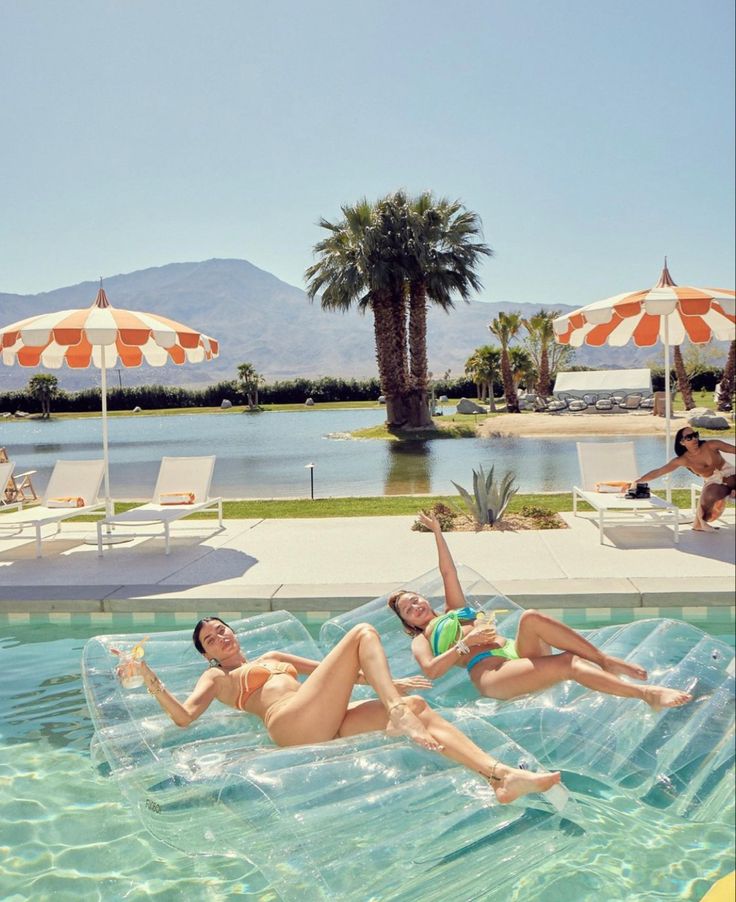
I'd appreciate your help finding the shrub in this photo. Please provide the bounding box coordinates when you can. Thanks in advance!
[411,502,457,532]
[518,505,562,529]
[452,464,518,527]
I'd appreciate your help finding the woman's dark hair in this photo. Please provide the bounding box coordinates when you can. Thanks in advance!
[674,425,704,457]
[192,616,230,654]
[387,589,425,637]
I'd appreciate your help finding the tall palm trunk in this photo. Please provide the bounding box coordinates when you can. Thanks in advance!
[537,342,551,396]
[407,280,433,428]
[373,290,409,427]
[718,340,735,411]
[500,346,519,413]
[673,345,694,410]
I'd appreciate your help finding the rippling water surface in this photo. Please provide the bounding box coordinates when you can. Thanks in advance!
[3,410,695,498]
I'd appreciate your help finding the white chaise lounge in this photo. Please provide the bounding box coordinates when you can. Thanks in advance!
[96,455,223,555]
[0,459,106,557]
[573,441,680,544]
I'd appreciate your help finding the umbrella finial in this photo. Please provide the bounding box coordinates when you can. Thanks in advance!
[93,284,111,309]
[656,258,676,288]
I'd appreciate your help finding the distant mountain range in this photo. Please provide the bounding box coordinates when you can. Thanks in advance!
[0,258,727,391]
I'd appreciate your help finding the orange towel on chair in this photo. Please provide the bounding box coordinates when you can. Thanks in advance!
[47,496,85,508]
[594,481,630,493]
[159,492,196,505]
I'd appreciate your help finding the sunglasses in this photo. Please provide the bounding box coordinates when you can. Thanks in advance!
[682,431,699,440]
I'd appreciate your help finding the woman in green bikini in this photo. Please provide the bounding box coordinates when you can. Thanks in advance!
[388,512,693,710]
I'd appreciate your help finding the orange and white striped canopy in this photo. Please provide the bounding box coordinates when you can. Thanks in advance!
[0,287,219,369]
[553,264,735,348]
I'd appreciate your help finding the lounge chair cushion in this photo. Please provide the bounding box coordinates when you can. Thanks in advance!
[159,492,196,505]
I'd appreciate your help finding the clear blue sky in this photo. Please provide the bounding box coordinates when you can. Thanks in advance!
[1,0,734,305]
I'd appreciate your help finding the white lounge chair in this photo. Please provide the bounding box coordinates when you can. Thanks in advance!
[0,459,106,557]
[96,455,223,555]
[690,452,735,524]
[573,441,680,544]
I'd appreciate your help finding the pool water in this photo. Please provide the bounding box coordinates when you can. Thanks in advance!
[0,610,733,901]
[3,410,697,498]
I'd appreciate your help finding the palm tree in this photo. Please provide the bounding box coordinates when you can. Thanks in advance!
[489,311,523,413]
[673,345,695,410]
[465,345,501,410]
[717,340,735,411]
[237,362,263,410]
[307,191,492,430]
[27,373,59,419]
[509,346,534,393]
[402,191,492,427]
[522,310,557,396]
[305,199,409,426]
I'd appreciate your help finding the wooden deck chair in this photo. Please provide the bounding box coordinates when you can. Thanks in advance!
[0,461,19,509]
[573,441,680,544]
[96,455,223,555]
[0,449,38,505]
[0,459,106,557]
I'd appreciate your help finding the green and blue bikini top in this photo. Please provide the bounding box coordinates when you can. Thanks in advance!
[426,606,478,655]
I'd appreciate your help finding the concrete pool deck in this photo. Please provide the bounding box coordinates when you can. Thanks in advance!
[0,509,733,614]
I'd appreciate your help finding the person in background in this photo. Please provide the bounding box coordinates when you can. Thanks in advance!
[630,428,735,532]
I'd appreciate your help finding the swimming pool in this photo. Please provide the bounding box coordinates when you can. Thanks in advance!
[1,609,733,901]
[3,410,697,498]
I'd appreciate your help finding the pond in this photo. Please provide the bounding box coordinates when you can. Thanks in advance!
[2,409,694,498]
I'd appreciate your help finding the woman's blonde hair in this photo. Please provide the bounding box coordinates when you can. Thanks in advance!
[387,589,425,636]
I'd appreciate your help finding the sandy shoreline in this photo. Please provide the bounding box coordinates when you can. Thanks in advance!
[476,410,698,438]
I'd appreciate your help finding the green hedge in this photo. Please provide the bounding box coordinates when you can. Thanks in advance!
[0,375,490,412]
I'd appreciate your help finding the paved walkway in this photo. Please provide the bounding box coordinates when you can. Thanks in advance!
[0,510,733,614]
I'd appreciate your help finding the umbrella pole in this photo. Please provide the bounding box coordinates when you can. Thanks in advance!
[100,346,112,517]
[664,319,672,502]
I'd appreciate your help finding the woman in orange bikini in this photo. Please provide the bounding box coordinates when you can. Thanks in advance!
[389,511,693,709]
[130,615,562,805]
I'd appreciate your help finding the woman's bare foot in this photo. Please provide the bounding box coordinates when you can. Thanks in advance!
[693,523,719,533]
[643,686,693,711]
[602,654,647,680]
[489,765,562,804]
[387,702,443,751]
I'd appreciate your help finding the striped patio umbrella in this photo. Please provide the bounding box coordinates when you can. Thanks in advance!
[553,262,735,495]
[0,284,219,511]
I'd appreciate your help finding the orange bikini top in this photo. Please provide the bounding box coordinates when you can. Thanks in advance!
[232,660,298,710]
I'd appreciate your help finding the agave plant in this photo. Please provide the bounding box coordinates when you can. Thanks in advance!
[451,464,518,527]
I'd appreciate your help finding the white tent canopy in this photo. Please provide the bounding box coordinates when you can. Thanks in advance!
[553,368,652,398]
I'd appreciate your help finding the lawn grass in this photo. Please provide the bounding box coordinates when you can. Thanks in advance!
[67,489,695,521]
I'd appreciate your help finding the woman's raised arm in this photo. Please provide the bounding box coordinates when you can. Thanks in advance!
[416,511,466,611]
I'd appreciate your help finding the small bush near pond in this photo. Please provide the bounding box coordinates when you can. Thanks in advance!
[517,505,565,529]
[411,500,566,532]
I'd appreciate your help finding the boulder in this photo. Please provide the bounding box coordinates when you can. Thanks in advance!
[378,395,386,404]
[220,399,233,409]
[305,398,315,406]
[438,395,449,403]
[689,414,731,430]
[456,398,487,414]
[688,407,716,418]
[132,406,142,413]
